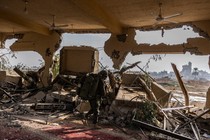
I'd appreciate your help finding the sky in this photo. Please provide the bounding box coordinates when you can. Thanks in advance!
[3,25,210,73]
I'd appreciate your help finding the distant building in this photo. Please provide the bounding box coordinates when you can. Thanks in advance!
[149,61,210,81]
[181,62,192,77]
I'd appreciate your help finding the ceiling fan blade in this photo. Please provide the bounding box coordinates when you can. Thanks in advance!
[164,19,178,24]
[50,25,68,31]
[55,24,69,28]
[164,13,183,19]
[44,20,51,26]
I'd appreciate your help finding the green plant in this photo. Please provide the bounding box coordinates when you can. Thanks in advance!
[51,53,60,79]
[134,100,158,124]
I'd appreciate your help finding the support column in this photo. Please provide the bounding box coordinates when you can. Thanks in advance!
[10,31,61,86]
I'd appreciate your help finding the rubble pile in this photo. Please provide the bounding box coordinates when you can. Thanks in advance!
[0,60,210,140]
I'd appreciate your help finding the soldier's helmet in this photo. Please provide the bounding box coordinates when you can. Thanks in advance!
[99,70,108,79]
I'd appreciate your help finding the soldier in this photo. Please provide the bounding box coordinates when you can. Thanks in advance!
[85,70,108,127]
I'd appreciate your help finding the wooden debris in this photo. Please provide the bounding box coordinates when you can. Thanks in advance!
[14,115,47,124]
[190,122,200,140]
[132,118,193,140]
[50,91,78,102]
[205,88,210,108]
[117,61,141,75]
[161,105,194,111]
[153,102,176,129]
[137,77,157,101]
[173,110,201,140]
[0,87,17,103]
[151,81,171,107]
[171,63,190,107]
[34,103,66,110]
[46,112,72,124]
[175,108,210,132]
[13,67,35,85]
[127,62,155,81]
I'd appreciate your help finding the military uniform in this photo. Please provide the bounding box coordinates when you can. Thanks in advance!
[85,70,107,124]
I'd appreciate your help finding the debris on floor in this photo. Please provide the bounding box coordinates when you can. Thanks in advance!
[0,50,210,140]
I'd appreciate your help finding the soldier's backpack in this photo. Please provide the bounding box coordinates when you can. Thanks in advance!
[78,74,99,100]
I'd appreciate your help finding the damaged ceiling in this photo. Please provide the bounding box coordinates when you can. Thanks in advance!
[0,0,210,35]
[1,0,210,77]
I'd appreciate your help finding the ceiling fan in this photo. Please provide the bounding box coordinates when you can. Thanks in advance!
[154,2,182,25]
[44,15,68,31]
[153,2,182,37]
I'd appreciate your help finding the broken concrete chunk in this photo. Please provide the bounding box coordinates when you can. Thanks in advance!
[60,46,99,75]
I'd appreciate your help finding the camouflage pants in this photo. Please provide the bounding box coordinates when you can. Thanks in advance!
[86,98,101,124]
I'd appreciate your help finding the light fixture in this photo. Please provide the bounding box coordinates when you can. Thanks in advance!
[161,27,164,37]
[23,0,29,14]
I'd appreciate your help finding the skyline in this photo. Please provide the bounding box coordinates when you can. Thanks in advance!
[3,26,210,73]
